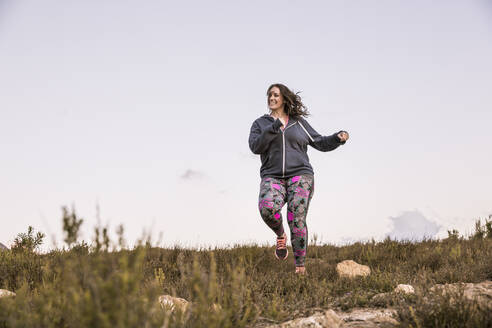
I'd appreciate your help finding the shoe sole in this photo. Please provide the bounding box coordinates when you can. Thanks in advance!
[275,233,288,260]
[275,248,288,260]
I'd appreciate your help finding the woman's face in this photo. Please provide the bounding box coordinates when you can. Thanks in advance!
[268,86,285,112]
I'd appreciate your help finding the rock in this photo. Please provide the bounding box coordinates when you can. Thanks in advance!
[264,308,399,328]
[370,292,392,306]
[158,295,190,312]
[338,308,398,328]
[336,260,371,278]
[430,280,492,308]
[370,285,414,307]
[211,303,222,312]
[0,243,8,251]
[394,284,415,295]
[0,289,16,298]
[371,284,415,306]
[266,310,342,328]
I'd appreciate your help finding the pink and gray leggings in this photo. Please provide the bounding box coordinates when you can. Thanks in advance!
[258,175,314,267]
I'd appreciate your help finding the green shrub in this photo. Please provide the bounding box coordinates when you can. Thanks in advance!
[1,214,491,327]
[397,288,492,328]
[11,226,44,254]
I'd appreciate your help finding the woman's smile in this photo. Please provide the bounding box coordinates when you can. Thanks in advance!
[268,86,284,111]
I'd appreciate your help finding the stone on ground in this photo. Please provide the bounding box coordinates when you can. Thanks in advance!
[158,295,190,312]
[370,292,392,306]
[430,280,492,308]
[266,310,342,328]
[394,284,415,295]
[336,260,371,278]
[0,289,16,298]
[265,308,399,328]
[211,303,222,312]
[339,308,398,328]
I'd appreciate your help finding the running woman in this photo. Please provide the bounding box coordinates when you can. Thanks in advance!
[248,83,349,274]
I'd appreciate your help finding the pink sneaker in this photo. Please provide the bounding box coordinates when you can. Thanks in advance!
[295,266,306,275]
[275,232,288,260]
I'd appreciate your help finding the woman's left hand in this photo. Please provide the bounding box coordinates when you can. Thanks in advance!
[337,131,349,142]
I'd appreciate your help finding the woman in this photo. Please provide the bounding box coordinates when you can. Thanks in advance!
[248,83,349,274]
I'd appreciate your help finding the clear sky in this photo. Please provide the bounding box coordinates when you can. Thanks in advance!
[1,1,491,249]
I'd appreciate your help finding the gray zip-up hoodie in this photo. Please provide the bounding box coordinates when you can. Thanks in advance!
[249,114,346,179]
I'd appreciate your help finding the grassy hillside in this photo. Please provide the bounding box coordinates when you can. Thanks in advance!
[0,211,491,327]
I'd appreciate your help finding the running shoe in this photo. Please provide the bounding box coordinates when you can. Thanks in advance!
[275,232,288,260]
[295,266,306,275]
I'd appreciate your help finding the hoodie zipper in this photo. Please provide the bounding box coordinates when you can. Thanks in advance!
[281,122,297,178]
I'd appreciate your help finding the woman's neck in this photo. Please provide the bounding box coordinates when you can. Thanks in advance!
[270,109,288,119]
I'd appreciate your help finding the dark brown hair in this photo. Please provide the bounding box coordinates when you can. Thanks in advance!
[267,83,309,118]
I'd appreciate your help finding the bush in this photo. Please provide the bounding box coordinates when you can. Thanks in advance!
[397,288,492,327]
[1,213,491,327]
[11,226,44,254]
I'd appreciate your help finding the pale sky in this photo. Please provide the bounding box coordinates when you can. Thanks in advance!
[1,1,491,249]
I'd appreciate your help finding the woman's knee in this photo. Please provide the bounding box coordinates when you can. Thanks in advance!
[259,205,281,220]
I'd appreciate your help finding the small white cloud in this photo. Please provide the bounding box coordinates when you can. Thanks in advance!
[180,169,204,180]
[387,210,441,241]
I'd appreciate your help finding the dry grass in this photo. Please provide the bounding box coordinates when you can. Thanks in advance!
[0,216,491,327]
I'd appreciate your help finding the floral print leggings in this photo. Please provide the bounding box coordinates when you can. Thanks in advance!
[258,175,314,267]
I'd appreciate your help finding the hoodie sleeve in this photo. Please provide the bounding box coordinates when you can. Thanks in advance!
[248,119,283,154]
[298,118,346,152]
